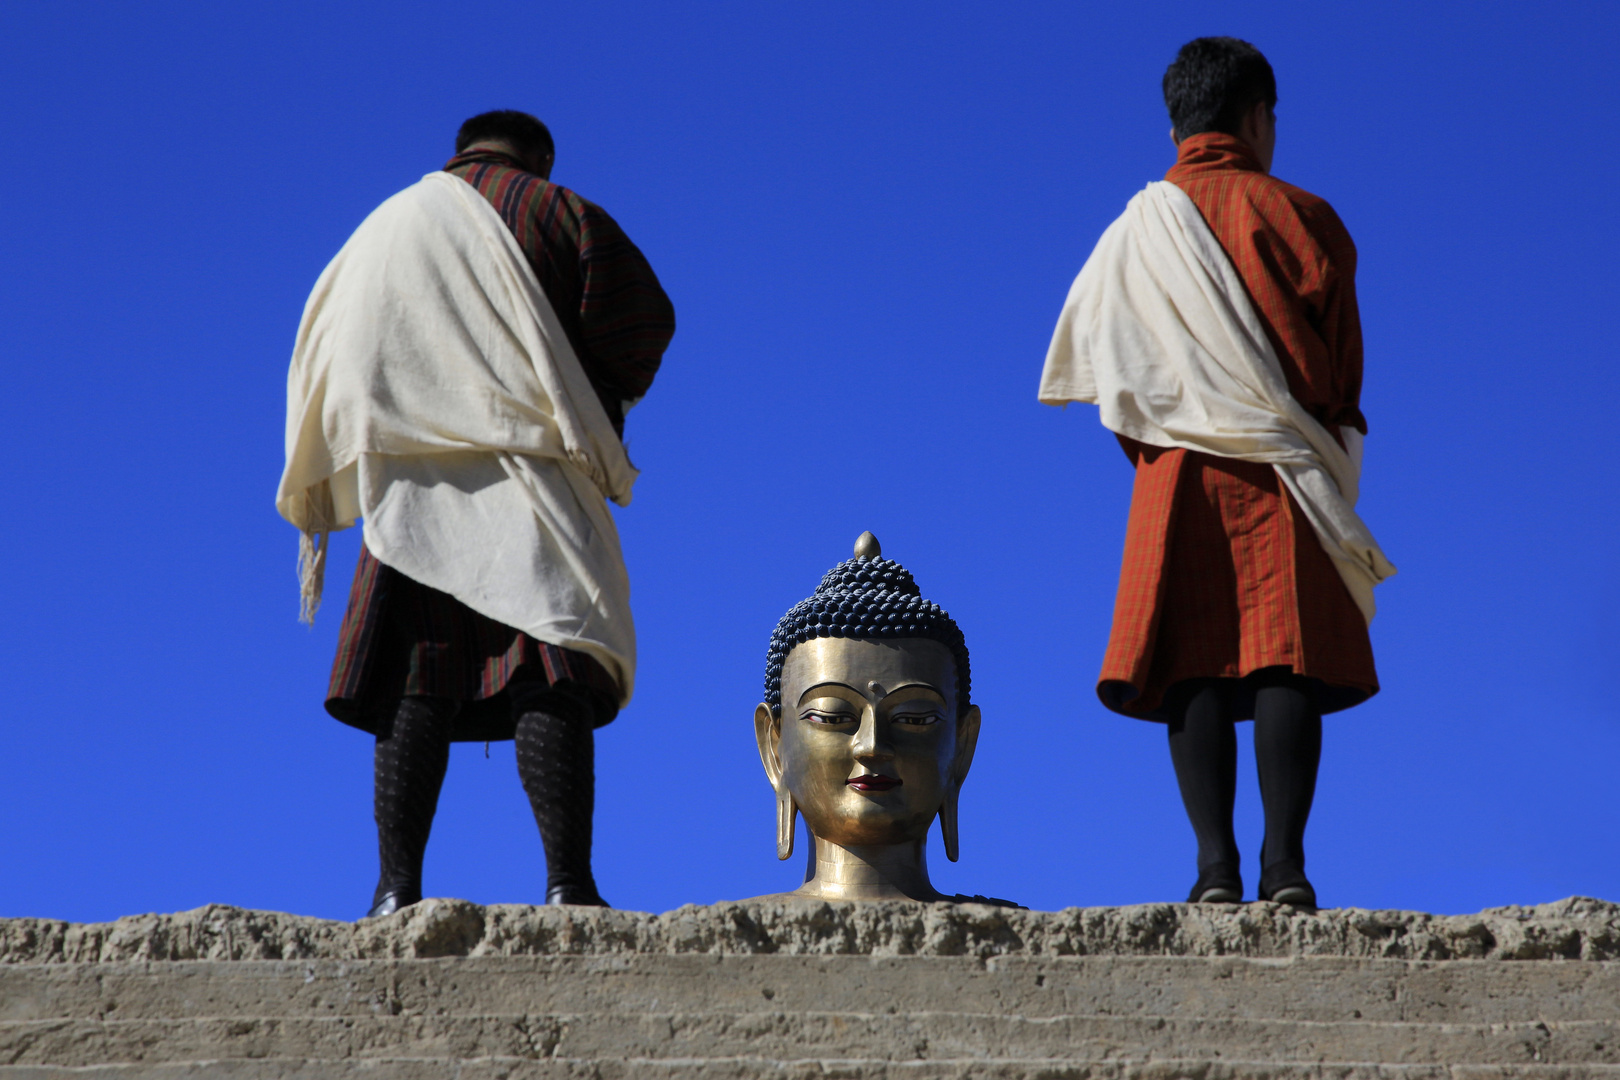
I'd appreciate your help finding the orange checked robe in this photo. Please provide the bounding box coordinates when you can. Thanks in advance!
[1098,132,1378,720]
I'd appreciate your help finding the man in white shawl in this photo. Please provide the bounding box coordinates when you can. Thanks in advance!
[1039,40,1392,907]
[277,111,674,916]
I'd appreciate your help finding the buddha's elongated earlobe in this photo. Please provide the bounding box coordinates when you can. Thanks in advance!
[755,703,797,860]
[942,704,982,863]
[940,785,961,862]
[777,789,799,861]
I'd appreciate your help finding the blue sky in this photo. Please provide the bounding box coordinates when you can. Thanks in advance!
[2,0,1616,922]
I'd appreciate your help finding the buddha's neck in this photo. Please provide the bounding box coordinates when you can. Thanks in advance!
[801,836,945,902]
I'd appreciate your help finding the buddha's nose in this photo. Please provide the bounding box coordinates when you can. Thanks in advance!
[851,707,894,762]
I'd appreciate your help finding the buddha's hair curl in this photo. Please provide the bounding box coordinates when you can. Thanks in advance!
[764,553,970,713]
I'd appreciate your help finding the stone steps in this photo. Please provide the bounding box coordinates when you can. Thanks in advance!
[2,1012,1618,1066]
[6,1060,1620,1079]
[9,956,1620,1024]
[4,899,1617,1078]
[5,956,1616,1076]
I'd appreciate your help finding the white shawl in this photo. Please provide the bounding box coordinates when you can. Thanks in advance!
[1039,181,1394,623]
[276,171,639,703]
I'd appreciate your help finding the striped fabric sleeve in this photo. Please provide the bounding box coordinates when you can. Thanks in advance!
[1165,135,1367,436]
[570,194,676,405]
[446,150,676,434]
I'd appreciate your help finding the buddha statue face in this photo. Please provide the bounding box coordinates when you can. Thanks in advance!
[751,533,984,902]
[759,636,978,851]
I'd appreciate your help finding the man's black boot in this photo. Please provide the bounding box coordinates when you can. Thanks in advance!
[1187,861,1243,903]
[1258,862,1317,907]
[369,696,455,919]
[544,881,610,907]
[366,884,423,918]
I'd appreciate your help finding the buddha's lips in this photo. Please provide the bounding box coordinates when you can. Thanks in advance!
[847,774,902,792]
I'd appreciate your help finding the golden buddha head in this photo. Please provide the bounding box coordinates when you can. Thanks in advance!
[752,532,984,902]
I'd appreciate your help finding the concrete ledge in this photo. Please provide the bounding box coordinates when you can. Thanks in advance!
[10,953,1620,1023]
[6,900,1618,1077]
[3,896,1618,964]
[7,1062,1620,1079]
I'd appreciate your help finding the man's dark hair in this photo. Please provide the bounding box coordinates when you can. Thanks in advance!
[1162,37,1276,140]
[454,110,554,162]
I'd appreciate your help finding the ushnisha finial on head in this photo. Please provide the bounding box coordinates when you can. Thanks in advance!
[750,536,1013,906]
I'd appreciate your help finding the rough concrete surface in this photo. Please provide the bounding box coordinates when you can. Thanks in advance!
[6,895,1620,964]
[3,898,1618,1078]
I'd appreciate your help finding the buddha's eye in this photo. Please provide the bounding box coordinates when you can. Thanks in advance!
[892,710,943,727]
[803,709,857,725]
[800,696,858,724]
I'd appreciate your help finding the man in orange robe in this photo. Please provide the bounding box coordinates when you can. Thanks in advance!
[1073,38,1378,906]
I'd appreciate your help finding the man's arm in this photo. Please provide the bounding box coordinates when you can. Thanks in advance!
[570,196,676,411]
[1300,200,1366,435]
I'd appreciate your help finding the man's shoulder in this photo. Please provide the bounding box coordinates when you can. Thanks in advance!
[1256,174,1350,238]
[446,159,571,200]
[510,174,609,223]
[449,164,613,227]
[1211,171,1352,253]
[1173,165,1323,213]
[1216,168,1319,215]
[552,183,615,222]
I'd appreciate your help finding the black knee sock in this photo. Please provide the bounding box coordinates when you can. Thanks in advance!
[1167,682,1240,874]
[1253,682,1322,874]
[512,687,598,896]
[373,696,456,905]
